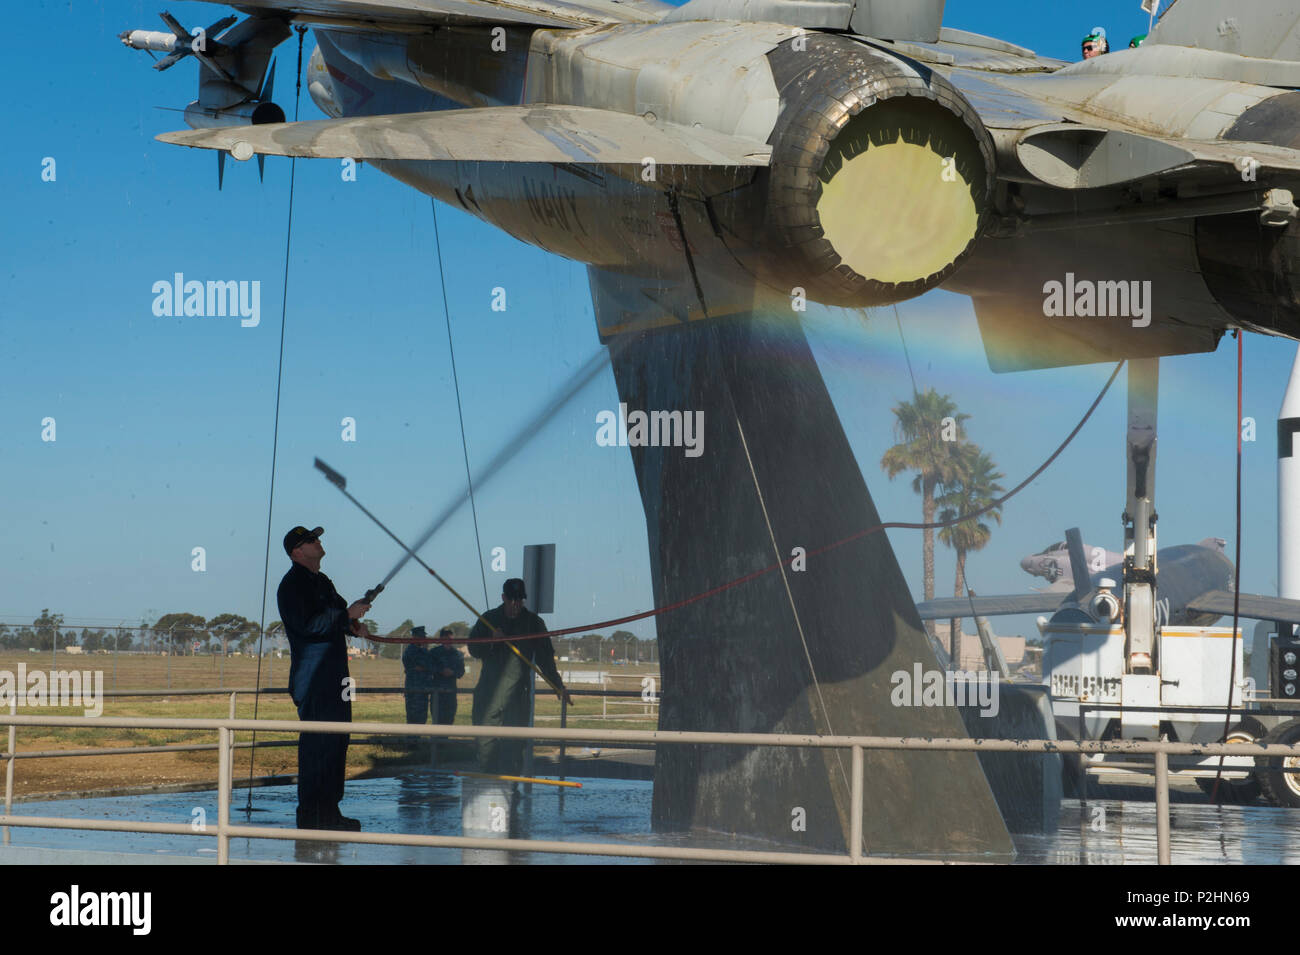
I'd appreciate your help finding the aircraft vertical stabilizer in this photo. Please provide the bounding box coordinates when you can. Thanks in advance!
[1148,0,1300,61]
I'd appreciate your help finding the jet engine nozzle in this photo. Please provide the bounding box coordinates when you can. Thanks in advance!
[754,34,995,308]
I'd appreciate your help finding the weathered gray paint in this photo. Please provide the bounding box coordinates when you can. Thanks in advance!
[158,105,772,165]
[659,0,945,39]
[847,0,944,43]
[956,69,1283,142]
[1057,43,1300,89]
[662,0,851,29]
[212,0,665,29]
[1148,0,1300,62]
[1015,126,1196,190]
[936,26,1037,58]
[525,20,793,143]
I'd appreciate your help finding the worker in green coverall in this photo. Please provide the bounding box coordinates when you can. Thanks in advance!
[468,578,571,775]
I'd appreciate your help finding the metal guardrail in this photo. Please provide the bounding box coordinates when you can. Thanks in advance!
[3,711,1300,864]
[0,685,655,769]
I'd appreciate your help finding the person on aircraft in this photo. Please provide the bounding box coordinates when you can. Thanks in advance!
[1082,27,1109,59]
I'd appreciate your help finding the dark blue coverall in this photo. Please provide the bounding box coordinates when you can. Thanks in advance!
[403,642,466,725]
[277,561,352,828]
[430,644,465,724]
[402,642,437,725]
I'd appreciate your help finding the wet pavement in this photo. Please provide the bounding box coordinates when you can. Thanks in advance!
[1016,797,1300,865]
[3,770,1300,863]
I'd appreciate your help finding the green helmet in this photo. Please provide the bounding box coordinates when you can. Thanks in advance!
[1129,34,1147,48]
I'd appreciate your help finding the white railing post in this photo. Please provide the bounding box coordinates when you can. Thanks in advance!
[1155,742,1171,865]
[3,698,15,845]
[850,744,863,864]
[228,692,238,776]
[217,725,231,865]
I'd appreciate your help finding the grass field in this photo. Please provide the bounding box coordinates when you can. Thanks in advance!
[0,652,661,797]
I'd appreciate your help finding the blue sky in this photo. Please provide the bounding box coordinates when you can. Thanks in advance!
[2,0,1294,646]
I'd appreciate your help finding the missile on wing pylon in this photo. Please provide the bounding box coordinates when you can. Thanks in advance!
[120,29,181,53]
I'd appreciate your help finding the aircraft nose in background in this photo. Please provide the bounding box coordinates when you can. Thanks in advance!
[1020,556,1036,574]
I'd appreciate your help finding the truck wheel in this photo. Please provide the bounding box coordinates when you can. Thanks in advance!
[1055,720,1091,799]
[1196,720,1264,804]
[1256,718,1300,808]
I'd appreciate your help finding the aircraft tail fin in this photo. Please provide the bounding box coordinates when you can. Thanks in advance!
[1149,0,1300,61]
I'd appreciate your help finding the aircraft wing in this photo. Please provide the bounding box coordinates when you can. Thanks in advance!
[914,594,1065,621]
[179,0,665,29]
[1185,591,1300,628]
[939,71,1300,191]
[158,106,773,166]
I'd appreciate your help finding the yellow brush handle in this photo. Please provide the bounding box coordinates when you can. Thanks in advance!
[503,638,567,701]
[454,771,582,789]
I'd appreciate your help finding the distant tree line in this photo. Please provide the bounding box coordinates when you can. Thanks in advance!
[0,610,282,655]
[0,611,660,664]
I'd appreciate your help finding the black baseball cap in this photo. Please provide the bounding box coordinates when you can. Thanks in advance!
[503,578,527,599]
[284,525,324,556]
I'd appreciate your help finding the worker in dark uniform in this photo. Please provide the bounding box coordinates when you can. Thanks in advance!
[469,579,571,775]
[430,627,466,725]
[276,525,370,832]
[402,629,437,730]
[404,627,467,728]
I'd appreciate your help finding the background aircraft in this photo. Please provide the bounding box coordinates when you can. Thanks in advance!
[1021,539,1125,589]
[926,529,1300,633]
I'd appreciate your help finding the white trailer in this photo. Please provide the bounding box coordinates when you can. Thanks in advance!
[1042,618,1300,804]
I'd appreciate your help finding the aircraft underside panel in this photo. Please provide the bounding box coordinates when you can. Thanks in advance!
[598,292,1014,856]
[945,220,1230,372]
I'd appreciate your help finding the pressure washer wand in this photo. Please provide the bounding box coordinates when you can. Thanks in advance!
[313,457,570,703]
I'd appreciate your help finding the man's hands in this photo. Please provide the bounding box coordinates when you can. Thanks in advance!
[440,668,455,678]
[347,601,371,640]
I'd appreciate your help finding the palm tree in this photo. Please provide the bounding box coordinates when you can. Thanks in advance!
[881,389,969,635]
[937,446,1005,661]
